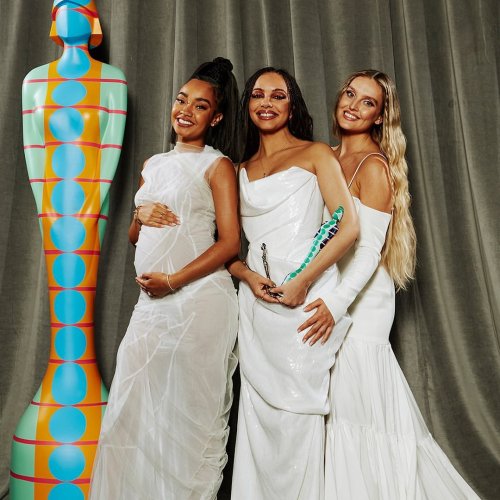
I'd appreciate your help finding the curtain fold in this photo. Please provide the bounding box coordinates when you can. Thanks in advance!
[0,1,498,498]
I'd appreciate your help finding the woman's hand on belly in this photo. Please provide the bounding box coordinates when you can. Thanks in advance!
[136,272,175,298]
[297,298,335,346]
[137,202,180,228]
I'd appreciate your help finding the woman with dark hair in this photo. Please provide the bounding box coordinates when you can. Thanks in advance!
[324,70,480,499]
[228,67,358,499]
[90,57,240,499]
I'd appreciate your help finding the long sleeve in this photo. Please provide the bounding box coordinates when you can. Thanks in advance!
[322,202,391,323]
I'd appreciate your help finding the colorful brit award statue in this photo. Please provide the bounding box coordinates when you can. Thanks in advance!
[10,1,126,498]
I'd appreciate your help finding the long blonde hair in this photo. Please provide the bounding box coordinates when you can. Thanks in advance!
[333,70,416,289]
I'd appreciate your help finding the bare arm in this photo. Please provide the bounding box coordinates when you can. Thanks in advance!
[300,155,392,345]
[272,143,359,304]
[137,157,240,297]
[356,157,393,213]
[317,156,393,323]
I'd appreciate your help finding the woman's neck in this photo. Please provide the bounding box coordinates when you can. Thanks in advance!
[174,142,205,154]
[337,132,379,159]
[256,127,299,159]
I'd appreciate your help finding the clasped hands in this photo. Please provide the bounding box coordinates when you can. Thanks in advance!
[245,270,335,346]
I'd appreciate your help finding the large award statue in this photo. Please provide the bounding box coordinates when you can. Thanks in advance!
[10,1,126,498]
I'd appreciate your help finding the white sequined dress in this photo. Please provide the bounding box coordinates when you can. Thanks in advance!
[231,166,351,500]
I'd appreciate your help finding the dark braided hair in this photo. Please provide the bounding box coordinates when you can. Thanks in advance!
[170,57,240,161]
[240,67,313,162]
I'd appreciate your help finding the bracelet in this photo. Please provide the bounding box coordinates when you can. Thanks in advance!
[166,274,176,292]
[133,205,143,226]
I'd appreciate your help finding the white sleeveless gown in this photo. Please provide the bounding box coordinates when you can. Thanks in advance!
[90,145,238,499]
[324,154,480,499]
[231,166,351,500]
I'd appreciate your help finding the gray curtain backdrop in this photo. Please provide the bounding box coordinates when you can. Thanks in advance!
[0,0,498,498]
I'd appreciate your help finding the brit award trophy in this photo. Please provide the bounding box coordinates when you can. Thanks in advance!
[10,1,127,498]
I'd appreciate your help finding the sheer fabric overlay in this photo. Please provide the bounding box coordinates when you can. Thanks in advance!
[90,145,238,500]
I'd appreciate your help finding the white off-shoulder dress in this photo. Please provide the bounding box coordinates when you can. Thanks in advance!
[231,166,351,500]
[324,153,480,499]
[90,145,238,500]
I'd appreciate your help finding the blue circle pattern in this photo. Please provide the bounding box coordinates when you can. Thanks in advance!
[48,483,84,500]
[52,81,87,107]
[50,217,86,251]
[49,108,84,142]
[48,445,86,481]
[55,326,87,360]
[46,6,96,497]
[57,48,90,78]
[51,180,85,215]
[52,144,86,178]
[52,363,87,405]
[55,290,86,324]
[53,254,86,288]
[49,407,87,443]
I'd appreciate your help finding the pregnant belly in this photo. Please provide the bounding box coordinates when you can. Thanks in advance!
[134,227,212,276]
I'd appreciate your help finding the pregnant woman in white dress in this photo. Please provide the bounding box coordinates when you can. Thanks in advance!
[228,68,359,500]
[90,58,240,499]
[324,70,480,499]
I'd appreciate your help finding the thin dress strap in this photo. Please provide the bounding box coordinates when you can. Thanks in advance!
[347,152,388,189]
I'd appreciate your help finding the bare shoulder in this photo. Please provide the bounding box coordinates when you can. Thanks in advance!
[357,157,393,211]
[213,156,236,173]
[305,141,336,157]
[208,156,237,186]
[304,142,341,174]
[357,156,391,188]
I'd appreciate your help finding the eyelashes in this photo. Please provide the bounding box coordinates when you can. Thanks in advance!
[250,92,288,100]
[344,90,376,107]
[175,98,208,111]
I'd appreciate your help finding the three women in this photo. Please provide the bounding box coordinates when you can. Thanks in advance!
[92,60,479,499]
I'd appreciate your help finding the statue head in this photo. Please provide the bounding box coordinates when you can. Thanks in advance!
[50,0,102,48]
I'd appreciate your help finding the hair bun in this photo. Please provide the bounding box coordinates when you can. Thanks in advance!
[190,57,234,87]
[212,57,233,73]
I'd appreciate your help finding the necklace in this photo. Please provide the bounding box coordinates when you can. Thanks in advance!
[258,156,268,178]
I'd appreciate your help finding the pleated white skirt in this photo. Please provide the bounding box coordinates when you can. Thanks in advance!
[325,337,481,499]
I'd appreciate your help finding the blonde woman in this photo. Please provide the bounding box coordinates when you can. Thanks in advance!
[323,70,480,499]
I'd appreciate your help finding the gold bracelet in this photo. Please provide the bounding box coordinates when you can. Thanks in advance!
[166,274,176,292]
[133,205,143,226]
